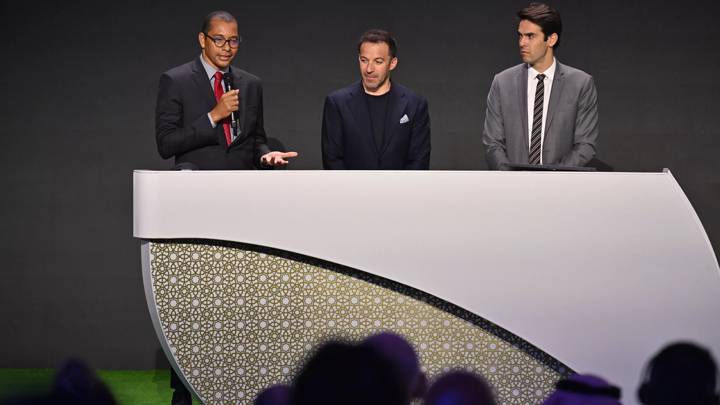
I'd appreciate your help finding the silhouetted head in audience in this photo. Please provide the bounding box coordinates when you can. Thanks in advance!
[3,358,116,405]
[254,384,291,405]
[362,332,427,399]
[424,371,496,405]
[543,374,621,405]
[291,341,408,405]
[52,359,116,404]
[638,342,719,405]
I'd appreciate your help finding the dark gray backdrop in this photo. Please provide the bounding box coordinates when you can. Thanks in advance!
[1,0,718,369]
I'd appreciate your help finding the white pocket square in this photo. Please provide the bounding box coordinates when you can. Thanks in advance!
[399,114,410,124]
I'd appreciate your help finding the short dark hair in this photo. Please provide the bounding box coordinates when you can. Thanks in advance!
[292,341,407,405]
[639,342,718,405]
[357,29,397,58]
[201,10,236,34]
[517,3,562,49]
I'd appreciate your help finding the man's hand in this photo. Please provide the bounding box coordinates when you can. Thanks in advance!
[261,151,299,167]
[209,90,239,123]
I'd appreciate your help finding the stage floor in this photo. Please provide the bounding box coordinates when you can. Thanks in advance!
[0,368,201,404]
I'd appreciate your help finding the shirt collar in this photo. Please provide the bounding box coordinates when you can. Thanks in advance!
[528,57,556,81]
[199,53,230,81]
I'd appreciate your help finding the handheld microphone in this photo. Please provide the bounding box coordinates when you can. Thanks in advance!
[222,72,239,138]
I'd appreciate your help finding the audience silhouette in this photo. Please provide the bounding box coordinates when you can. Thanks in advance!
[638,342,719,405]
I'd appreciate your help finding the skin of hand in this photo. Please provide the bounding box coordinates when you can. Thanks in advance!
[209,90,240,123]
[261,151,299,166]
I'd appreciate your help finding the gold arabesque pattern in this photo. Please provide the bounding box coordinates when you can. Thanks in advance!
[148,241,569,404]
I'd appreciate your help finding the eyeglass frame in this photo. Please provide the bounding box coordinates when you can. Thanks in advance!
[202,32,242,49]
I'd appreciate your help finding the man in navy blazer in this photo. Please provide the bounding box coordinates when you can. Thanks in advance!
[322,29,431,170]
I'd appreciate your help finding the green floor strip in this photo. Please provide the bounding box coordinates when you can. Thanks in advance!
[0,368,54,399]
[0,369,201,404]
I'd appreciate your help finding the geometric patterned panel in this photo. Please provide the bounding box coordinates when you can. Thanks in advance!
[146,240,571,404]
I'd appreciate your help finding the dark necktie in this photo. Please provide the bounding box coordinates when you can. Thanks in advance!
[529,73,546,165]
[213,71,232,146]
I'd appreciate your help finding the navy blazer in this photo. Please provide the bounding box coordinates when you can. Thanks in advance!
[322,81,431,170]
[155,57,270,170]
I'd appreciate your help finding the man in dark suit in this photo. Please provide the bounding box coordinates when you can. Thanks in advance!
[155,11,298,404]
[155,11,296,170]
[482,3,598,170]
[322,29,431,170]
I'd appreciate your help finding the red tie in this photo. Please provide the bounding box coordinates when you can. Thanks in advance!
[213,71,232,146]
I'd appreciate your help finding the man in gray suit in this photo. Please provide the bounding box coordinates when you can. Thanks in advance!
[483,3,598,170]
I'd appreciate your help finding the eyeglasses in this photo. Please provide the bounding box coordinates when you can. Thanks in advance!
[203,33,242,48]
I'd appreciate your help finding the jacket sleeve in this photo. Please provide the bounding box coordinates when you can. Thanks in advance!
[321,95,346,169]
[482,75,511,170]
[404,97,431,170]
[558,75,598,167]
[155,73,219,159]
[252,82,271,167]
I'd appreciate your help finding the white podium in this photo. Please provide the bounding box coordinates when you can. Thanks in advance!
[134,170,720,405]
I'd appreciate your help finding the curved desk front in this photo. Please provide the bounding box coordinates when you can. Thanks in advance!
[133,170,720,405]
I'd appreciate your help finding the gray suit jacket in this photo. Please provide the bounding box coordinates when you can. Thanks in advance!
[482,61,598,170]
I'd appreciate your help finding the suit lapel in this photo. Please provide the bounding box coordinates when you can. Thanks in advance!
[517,65,529,156]
[233,68,246,143]
[192,57,216,110]
[192,57,226,146]
[380,84,407,156]
[348,82,376,153]
[545,61,565,139]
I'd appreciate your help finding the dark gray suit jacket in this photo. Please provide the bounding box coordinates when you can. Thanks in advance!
[482,61,598,170]
[155,57,270,169]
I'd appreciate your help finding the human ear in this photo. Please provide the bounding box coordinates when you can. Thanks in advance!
[389,57,398,71]
[548,33,558,48]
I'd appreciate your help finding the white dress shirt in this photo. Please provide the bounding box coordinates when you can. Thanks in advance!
[527,58,556,164]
